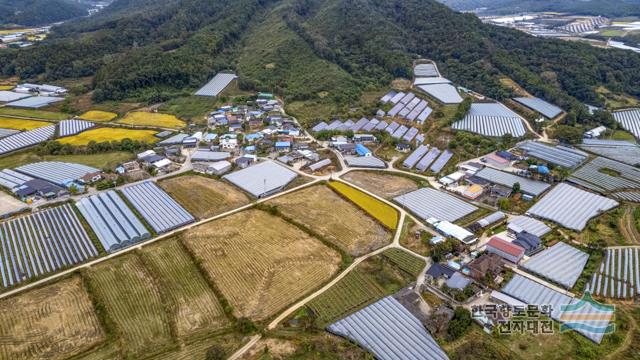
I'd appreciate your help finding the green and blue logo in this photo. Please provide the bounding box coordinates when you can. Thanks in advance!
[559,292,615,336]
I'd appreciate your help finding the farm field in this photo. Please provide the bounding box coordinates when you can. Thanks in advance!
[399,218,429,256]
[0,276,105,360]
[0,117,52,130]
[0,191,26,215]
[0,150,133,170]
[159,175,250,219]
[0,85,14,90]
[587,246,640,300]
[57,127,159,145]
[118,112,186,129]
[341,170,419,199]
[268,185,392,256]
[181,209,341,321]
[0,107,68,120]
[381,248,426,277]
[158,96,217,124]
[328,181,399,230]
[78,110,118,122]
[140,239,229,337]
[84,254,173,358]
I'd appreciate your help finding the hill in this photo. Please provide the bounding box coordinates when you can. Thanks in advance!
[0,0,89,26]
[438,0,640,18]
[1,0,640,123]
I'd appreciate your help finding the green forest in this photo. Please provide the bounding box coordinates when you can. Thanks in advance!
[0,0,88,26]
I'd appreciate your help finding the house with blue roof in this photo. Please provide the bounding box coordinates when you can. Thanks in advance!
[275,141,291,152]
[355,143,372,157]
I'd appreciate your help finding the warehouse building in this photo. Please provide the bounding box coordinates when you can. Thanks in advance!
[223,160,297,198]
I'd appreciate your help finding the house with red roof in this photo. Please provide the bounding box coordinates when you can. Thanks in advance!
[485,236,525,264]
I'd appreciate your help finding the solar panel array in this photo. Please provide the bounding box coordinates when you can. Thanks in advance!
[6,96,64,109]
[223,160,298,197]
[527,183,619,231]
[580,139,640,166]
[502,274,612,343]
[414,63,439,77]
[430,150,453,173]
[513,97,563,118]
[475,167,551,196]
[121,181,195,233]
[569,157,640,198]
[328,296,449,360]
[0,128,20,139]
[521,241,589,288]
[15,161,99,186]
[76,191,151,253]
[507,215,551,237]
[612,109,640,139]
[452,115,526,137]
[0,204,97,288]
[344,156,386,168]
[417,84,463,104]
[416,148,441,172]
[517,141,588,168]
[58,119,95,137]
[195,73,237,97]
[394,188,478,222]
[403,145,429,169]
[586,247,640,299]
[0,169,33,191]
[0,125,55,155]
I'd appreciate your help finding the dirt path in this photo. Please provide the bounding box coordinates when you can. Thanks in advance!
[606,306,637,360]
[619,206,640,245]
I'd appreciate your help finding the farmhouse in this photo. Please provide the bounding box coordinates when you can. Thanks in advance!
[466,253,503,281]
[485,236,525,264]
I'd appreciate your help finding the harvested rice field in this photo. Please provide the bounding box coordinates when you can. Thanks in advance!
[342,171,419,199]
[159,175,250,219]
[78,110,118,122]
[0,276,105,360]
[57,127,158,145]
[181,209,341,321]
[118,112,186,129]
[0,117,52,130]
[268,185,392,256]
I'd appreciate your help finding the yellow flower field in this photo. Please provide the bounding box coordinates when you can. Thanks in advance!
[58,128,159,145]
[78,110,118,122]
[328,181,399,230]
[118,112,185,129]
[0,117,52,130]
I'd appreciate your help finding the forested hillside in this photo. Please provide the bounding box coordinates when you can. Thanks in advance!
[1,0,640,122]
[438,0,640,18]
[0,0,88,26]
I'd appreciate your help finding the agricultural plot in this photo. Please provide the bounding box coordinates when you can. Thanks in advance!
[268,185,392,256]
[0,108,68,121]
[181,209,341,321]
[140,239,229,336]
[587,247,640,299]
[159,175,250,219]
[0,204,98,288]
[381,248,426,277]
[84,253,173,358]
[58,128,159,145]
[569,157,640,202]
[78,110,118,122]
[0,276,105,360]
[328,181,399,230]
[0,117,52,130]
[118,112,186,129]
[341,171,419,199]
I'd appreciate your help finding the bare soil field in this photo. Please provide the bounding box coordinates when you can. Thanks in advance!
[181,209,341,321]
[342,171,418,199]
[0,276,105,360]
[0,192,26,216]
[268,185,391,255]
[159,175,250,219]
[140,239,230,337]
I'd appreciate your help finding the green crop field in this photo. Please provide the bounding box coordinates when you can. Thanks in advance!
[381,248,426,277]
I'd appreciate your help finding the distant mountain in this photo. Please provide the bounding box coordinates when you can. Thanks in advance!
[0,0,89,26]
[1,0,640,121]
[438,0,640,18]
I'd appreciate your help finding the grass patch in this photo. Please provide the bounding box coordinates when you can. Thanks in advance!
[0,149,134,170]
[611,130,637,142]
[78,110,118,122]
[0,117,52,130]
[118,111,186,129]
[328,181,399,230]
[58,127,159,145]
[597,86,640,109]
[0,107,68,120]
[599,168,622,177]
[157,96,217,124]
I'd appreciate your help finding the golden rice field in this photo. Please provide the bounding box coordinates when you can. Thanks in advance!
[329,181,399,230]
[0,117,52,130]
[78,110,118,122]
[118,112,186,129]
[182,209,341,321]
[0,85,14,91]
[0,276,105,360]
[0,108,69,120]
[57,127,159,145]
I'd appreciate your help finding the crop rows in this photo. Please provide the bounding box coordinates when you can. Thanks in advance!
[382,248,426,277]
[586,247,640,299]
[329,181,399,230]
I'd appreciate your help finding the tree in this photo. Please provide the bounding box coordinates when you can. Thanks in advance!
[448,307,472,340]
[205,345,225,360]
[553,125,583,144]
[512,182,521,194]
[498,197,510,211]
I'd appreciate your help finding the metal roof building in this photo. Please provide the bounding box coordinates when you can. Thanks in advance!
[325,120,343,131]
[416,147,441,172]
[312,121,328,132]
[513,97,563,118]
[417,84,463,104]
[430,150,453,173]
[308,158,331,172]
[389,92,406,104]
[380,91,397,103]
[76,191,150,253]
[414,63,439,77]
[580,139,640,166]
[417,107,433,123]
[58,119,94,137]
[446,272,472,289]
[0,125,55,155]
[413,77,451,85]
[344,156,386,168]
[517,141,587,168]
[453,103,526,137]
[403,145,429,169]
[15,161,99,186]
[362,118,380,132]
[0,204,97,288]
[407,100,429,121]
[527,183,618,231]
[476,211,505,228]
[392,125,408,139]
[521,241,589,288]
[502,274,612,343]
[612,108,640,139]
[0,169,33,191]
[6,96,64,109]
[195,72,237,97]
[0,91,30,103]
[375,120,389,131]
[121,181,195,233]
[157,133,188,146]
[569,156,640,195]
[507,215,551,238]
[475,167,550,196]
[350,118,369,132]
[0,128,20,139]
[403,127,419,142]
[388,102,405,117]
[328,296,449,360]
[223,160,298,198]
[191,150,231,162]
[394,188,478,222]
[385,121,399,134]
